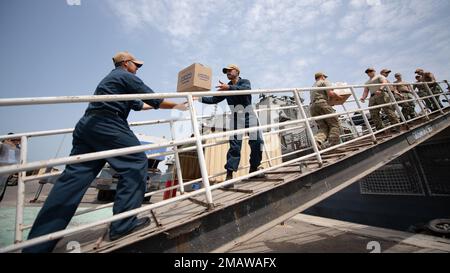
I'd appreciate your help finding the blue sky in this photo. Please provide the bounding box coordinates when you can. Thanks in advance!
[1,0,450,162]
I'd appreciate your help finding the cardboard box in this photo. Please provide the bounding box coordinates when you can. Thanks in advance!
[177,63,212,92]
[329,82,352,105]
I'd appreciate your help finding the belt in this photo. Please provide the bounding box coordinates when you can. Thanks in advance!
[85,109,126,120]
[370,90,387,96]
[312,98,327,103]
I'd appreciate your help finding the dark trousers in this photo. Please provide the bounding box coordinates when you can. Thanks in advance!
[23,113,148,252]
[225,112,264,172]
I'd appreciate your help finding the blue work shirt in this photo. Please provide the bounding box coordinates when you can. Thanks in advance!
[85,67,163,119]
[201,78,258,131]
[200,78,252,108]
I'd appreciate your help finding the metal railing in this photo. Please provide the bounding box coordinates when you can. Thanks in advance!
[0,80,448,252]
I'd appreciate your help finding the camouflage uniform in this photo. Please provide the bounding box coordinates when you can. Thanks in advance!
[309,79,340,147]
[423,72,443,110]
[384,77,403,111]
[394,79,416,120]
[365,75,399,130]
[414,78,433,111]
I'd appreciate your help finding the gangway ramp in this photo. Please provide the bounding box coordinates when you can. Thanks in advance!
[51,110,450,253]
[1,80,449,253]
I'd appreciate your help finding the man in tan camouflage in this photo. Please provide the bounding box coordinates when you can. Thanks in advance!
[415,68,443,111]
[309,72,342,149]
[360,68,399,132]
[424,70,443,110]
[380,69,393,87]
[413,73,432,111]
[394,73,416,120]
[380,69,403,100]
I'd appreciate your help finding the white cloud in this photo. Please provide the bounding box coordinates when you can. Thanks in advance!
[350,0,380,9]
[107,0,233,47]
[366,0,381,7]
[336,11,365,39]
[107,0,450,88]
[320,0,342,15]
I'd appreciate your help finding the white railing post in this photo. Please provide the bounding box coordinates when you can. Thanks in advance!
[424,83,444,114]
[341,103,360,138]
[14,136,27,243]
[169,120,185,194]
[292,90,323,166]
[187,94,214,209]
[385,87,408,126]
[437,82,450,106]
[254,108,273,167]
[349,87,377,143]
[439,80,450,104]
[409,84,429,120]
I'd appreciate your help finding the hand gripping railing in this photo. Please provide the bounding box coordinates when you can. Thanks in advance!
[0,80,448,252]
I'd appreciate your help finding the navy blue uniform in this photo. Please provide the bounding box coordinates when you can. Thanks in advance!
[23,68,163,252]
[200,78,263,172]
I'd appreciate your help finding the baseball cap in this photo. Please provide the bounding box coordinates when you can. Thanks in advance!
[380,69,391,74]
[415,68,424,74]
[314,72,328,79]
[365,67,375,73]
[112,51,144,67]
[222,64,240,74]
[7,132,20,142]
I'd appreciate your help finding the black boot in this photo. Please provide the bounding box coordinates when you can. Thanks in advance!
[249,167,266,179]
[109,217,151,241]
[222,170,234,189]
[226,170,233,180]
